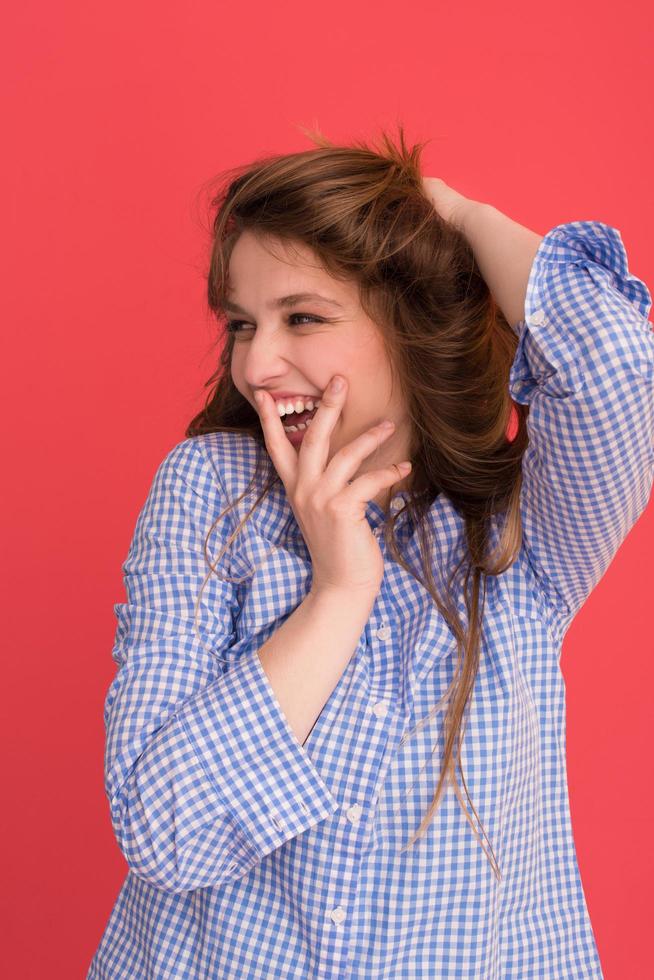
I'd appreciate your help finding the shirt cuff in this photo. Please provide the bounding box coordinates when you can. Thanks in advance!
[531,220,652,322]
[509,220,653,404]
[175,648,341,858]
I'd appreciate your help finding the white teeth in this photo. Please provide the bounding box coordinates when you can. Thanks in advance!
[277,397,321,417]
[282,419,313,433]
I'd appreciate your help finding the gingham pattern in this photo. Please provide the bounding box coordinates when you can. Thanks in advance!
[87,222,653,979]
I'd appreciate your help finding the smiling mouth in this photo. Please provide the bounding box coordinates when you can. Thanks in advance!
[281,407,319,429]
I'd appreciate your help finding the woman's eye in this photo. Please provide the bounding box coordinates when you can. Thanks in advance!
[225,314,322,333]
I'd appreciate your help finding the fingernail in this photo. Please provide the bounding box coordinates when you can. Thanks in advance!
[254,391,263,406]
[330,376,344,392]
[379,419,394,429]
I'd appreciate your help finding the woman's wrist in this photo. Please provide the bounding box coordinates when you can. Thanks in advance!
[421,177,484,233]
[456,202,544,328]
[452,198,489,237]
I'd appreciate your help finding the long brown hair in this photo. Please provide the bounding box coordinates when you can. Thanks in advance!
[186,126,529,881]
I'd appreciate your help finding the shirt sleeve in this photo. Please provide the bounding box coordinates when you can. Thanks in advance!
[508,220,654,637]
[103,437,340,895]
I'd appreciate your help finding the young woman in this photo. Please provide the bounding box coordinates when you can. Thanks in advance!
[87,129,653,979]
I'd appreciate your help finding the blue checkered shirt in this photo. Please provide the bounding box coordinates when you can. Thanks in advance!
[87,221,653,978]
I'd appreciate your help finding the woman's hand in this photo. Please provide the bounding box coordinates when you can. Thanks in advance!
[421,176,476,232]
[254,375,412,598]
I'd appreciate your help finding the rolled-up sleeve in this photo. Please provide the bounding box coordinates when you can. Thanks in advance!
[508,221,654,634]
[104,437,339,895]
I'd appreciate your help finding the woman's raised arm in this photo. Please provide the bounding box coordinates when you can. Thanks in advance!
[422,177,543,329]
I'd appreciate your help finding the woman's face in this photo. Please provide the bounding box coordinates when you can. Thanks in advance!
[227,230,412,505]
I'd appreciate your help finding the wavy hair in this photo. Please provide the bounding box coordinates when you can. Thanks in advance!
[186,126,529,881]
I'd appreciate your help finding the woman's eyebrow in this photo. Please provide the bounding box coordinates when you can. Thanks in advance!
[223,292,345,314]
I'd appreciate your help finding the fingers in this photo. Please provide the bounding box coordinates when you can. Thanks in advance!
[297,374,347,482]
[255,374,411,507]
[319,420,401,496]
[342,459,412,507]
[253,389,298,486]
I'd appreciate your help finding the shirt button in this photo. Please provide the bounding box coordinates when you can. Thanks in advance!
[374,626,392,641]
[528,308,546,326]
[271,813,285,831]
[390,497,404,512]
[371,701,389,718]
[299,801,310,815]
[329,906,347,924]
[346,803,363,823]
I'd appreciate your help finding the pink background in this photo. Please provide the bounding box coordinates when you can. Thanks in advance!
[2,1,652,976]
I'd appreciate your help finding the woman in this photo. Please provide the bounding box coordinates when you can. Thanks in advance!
[87,129,653,978]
